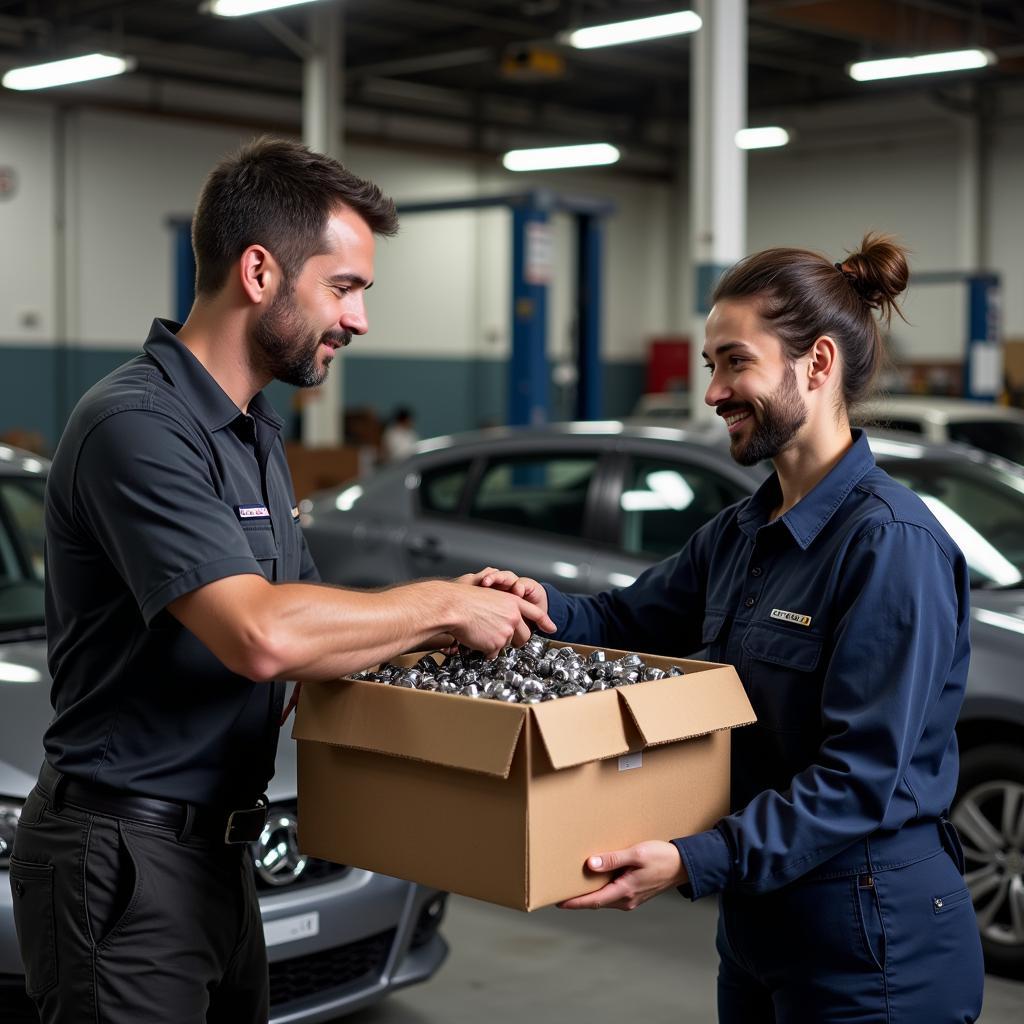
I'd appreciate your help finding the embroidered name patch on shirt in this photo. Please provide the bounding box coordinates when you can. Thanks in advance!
[236,504,271,521]
[770,608,812,627]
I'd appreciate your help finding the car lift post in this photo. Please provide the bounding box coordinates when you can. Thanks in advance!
[398,190,613,427]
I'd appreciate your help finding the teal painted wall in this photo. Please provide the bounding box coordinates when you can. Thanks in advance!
[0,344,646,451]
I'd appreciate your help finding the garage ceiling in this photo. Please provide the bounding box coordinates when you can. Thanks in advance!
[2,0,1023,174]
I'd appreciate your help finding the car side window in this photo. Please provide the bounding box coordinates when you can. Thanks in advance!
[419,462,471,517]
[947,421,1024,466]
[1,480,45,580]
[468,454,598,539]
[882,460,1024,587]
[619,458,747,558]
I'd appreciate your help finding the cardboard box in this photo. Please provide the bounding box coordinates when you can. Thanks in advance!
[294,643,755,911]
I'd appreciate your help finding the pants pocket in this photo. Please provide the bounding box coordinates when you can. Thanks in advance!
[84,819,141,948]
[9,857,58,997]
[855,875,886,973]
[932,885,971,914]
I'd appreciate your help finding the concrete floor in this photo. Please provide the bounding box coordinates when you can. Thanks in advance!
[349,893,1024,1024]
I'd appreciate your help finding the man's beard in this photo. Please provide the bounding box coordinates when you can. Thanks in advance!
[726,361,808,467]
[252,286,350,388]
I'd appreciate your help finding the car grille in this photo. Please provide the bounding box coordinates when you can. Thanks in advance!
[269,928,395,1008]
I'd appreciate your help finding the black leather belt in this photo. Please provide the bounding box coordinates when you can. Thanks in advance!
[39,762,268,844]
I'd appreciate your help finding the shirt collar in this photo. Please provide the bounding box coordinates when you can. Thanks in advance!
[737,429,876,549]
[143,319,284,434]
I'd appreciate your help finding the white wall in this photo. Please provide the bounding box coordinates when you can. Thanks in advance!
[68,111,260,347]
[0,101,56,345]
[4,86,1024,371]
[747,131,966,361]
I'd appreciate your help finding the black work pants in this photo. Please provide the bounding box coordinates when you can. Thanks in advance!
[9,773,269,1023]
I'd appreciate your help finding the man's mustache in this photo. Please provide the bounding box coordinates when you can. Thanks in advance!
[322,330,353,348]
[716,402,750,417]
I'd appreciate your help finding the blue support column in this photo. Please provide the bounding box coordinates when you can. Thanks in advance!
[575,213,603,420]
[964,274,1001,401]
[509,203,550,426]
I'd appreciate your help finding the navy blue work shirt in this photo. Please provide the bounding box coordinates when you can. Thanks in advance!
[43,319,319,806]
[543,430,971,899]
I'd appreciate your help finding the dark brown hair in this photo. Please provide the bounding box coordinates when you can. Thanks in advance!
[192,136,399,296]
[711,232,909,407]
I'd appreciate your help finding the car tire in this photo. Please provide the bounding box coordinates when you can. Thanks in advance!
[952,743,1024,980]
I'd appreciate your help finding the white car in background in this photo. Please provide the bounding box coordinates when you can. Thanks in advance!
[626,392,691,424]
[853,396,1024,468]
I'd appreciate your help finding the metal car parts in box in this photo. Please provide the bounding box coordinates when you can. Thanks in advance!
[293,642,756,912]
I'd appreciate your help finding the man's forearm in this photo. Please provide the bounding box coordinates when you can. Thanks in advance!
[243,578,460,682]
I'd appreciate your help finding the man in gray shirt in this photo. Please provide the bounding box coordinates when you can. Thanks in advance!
[11,137,550,1024]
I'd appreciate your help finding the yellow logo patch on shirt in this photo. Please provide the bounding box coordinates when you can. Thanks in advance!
[770,608,812,627]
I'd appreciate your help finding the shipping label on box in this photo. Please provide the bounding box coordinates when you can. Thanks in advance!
[293,642,755,911]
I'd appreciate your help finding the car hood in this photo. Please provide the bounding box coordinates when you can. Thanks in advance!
[0,634,299,804]
[970,587,1024,632]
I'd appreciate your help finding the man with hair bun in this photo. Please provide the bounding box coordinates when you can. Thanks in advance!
[473,234,985,1021]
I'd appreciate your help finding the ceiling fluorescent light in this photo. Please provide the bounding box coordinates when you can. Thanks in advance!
[735,127,789,150]
[567,10,701,49]
[502,143,620,172]
[849,48,994,82]
[201,0,323,16]
[2,53,135,91]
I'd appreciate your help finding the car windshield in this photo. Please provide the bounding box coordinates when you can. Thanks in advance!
[946,420,1024,468]
[0,476,46,631]
[880,458,1024,589]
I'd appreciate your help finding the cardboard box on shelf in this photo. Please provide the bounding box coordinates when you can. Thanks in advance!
[293,642,755,912]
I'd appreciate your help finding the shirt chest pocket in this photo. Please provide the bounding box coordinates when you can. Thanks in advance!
[700,611,730,662]
[243,526,279,582]
[740,622,824,732]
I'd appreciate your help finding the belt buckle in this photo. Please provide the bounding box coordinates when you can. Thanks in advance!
[224,798,269,844]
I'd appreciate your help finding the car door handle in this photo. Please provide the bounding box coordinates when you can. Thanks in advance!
[406,534,444,558]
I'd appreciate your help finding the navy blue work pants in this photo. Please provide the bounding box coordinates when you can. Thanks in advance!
[715,820,984,1023]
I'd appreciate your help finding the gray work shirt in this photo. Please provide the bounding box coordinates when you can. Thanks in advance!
[43,318,319,805]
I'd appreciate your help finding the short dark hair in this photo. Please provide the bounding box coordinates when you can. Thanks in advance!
[192,136,399,296]
[711,233,909,408]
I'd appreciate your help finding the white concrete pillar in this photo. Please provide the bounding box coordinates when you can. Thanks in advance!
[301,0,343,447]
[956,113,981,271]
[688,0,747,425]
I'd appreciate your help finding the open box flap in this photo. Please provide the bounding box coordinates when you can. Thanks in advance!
[616,665,756,746]
[293,679,525,778]
[530,689,633,770]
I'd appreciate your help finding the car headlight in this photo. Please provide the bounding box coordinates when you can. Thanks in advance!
[0,800,23,869]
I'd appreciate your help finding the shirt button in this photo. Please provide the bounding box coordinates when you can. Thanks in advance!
[744,596,756,608]
[751,567,763,577]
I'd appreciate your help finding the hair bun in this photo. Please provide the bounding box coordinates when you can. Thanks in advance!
[837,232,909,324]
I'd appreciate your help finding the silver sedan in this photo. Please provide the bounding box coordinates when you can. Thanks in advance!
[303,422,1024,980]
